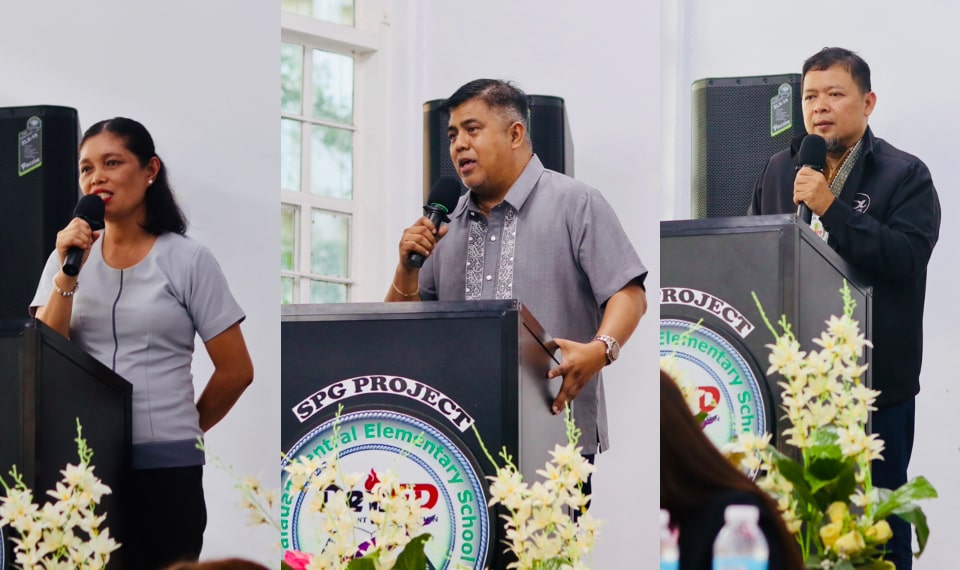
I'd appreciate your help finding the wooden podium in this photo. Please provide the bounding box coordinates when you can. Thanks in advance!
[280,300,566,570]
[0,318,131,568]
[660,214,872,454]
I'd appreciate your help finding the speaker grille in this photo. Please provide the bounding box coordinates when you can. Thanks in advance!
[0,106,80,318]
[423,95,574,200]
[692,74,802,218]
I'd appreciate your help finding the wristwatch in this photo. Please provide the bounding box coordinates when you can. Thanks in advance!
[594,334,620,365]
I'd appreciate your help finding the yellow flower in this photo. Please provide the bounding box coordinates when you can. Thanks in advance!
[827,501,848,524]
[865,520,893,544]
[820,520,843,548]
[834,530,866,557]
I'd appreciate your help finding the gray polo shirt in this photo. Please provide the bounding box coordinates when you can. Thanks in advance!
[32,232,245,469]
[419,154,646,454]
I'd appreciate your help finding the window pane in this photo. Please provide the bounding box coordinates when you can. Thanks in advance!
[309,280,348,303]
[281,0,354,26]
[311,209,349,278]
[310,124,352,198]
[281,276,295,304]
[281,119,302,191]
[312,50,353,124]
[281,203,298,271]
[280,43,303,115]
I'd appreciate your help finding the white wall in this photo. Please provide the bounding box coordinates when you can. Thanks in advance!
[377,2,662,567]
[664,1,957,567]
[0,1,279,565]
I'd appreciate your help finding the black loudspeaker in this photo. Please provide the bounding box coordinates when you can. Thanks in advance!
[0,106,80,319]
[423,95,574,199]
[692,74,803,218]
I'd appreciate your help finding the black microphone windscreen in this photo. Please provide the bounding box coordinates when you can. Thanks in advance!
[798,134,827,170]
[427,176,462,214]
[74,194,105,230]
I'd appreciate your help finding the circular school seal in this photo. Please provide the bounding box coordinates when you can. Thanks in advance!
[660,318,767,450]
[280,410,488,569]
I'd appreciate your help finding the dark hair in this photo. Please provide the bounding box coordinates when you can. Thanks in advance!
[81,117,187,235]
[660,369,804,569]
[803,47,872,95]
[439,78,530,140]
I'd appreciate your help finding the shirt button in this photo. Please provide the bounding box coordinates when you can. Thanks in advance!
[485,275,492,281]
[510,257,514,262]
[466,261,471,266]
[490,236,497,242]
[466,287,471,293]
[468,236,473,242]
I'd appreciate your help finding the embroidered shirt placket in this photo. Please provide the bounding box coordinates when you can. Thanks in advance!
[465,204,518,300]
[465,213,485,300]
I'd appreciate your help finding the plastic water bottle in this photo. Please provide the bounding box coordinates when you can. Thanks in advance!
[712,504,769,570]
[660,509,679,570]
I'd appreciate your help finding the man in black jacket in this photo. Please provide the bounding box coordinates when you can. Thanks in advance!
[749,47,940,569]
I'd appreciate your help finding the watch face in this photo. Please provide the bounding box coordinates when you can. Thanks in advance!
[597,335,619,362]
[607,341,620,362]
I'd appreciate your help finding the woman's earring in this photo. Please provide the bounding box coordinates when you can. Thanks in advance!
[148,179,154,185]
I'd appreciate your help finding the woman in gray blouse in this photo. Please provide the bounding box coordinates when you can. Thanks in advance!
[31,117,254,569]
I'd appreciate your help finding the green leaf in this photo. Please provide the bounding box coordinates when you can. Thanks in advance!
[805,455,848,483]
[280,563,294,570]
[771,453,815,507]
[873,476,938,521]
[808,460,857,509]
[854,559,896,570]
[807,429,842,462]
[834,559,855,570]
[394,533,432,570]
[893,504,931,557]
[346,557,377,570]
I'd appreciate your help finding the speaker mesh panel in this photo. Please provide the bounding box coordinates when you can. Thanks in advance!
[0,106,79,319]
[692,74,802,218]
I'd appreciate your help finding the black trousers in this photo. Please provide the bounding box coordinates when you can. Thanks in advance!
[871,399,916,570]
[574,453,595,520]
[123,465,207,570]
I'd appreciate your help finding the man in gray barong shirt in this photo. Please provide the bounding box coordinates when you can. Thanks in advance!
[387,79,647,467]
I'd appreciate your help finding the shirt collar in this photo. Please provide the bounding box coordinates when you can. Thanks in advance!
[453,154,545,218]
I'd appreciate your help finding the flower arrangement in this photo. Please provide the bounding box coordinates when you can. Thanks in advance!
[0,419,119,569]
[220,403,602,569]
[216,405,432,570]
[474,405,602,570]
[723,284,937,569]
[280,452,431,570]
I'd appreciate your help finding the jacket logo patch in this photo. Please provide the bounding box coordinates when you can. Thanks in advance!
[853,193,871,214]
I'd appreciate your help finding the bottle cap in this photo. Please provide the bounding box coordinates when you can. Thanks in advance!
[724,504,760,524]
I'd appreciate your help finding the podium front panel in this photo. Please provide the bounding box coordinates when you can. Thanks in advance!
[661,215,872,455]
[280,300,563,570]
[0,319,131,569]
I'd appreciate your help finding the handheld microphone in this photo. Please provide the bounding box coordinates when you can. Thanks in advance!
[62,194,105,277]
[796,134,826,224]
[408,176,462,268]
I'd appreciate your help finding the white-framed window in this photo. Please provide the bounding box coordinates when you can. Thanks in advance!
[280,0,382,304]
